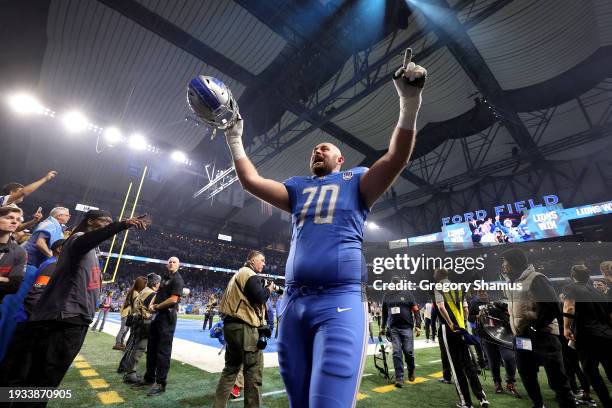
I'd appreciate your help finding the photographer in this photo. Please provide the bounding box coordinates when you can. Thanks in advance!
[120,273,160,384]
[501,248,575,408]
[213,250,278,408]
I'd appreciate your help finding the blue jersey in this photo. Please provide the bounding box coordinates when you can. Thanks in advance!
[283,167,369,286]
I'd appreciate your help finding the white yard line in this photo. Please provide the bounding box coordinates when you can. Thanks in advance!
[230,389,287,402]
[94,319,437,374]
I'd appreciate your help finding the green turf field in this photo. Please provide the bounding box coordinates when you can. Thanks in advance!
[50,328,610,407]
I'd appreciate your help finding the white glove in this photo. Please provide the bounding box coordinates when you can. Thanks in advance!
[393,61,427,130]
[225,117,246,161]
[182,288,191,297]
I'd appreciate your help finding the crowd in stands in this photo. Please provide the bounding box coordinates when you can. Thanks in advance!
[100,260,286,316]
[99,227,287,275]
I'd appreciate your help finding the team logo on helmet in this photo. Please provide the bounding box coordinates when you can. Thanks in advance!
[187,75,239,130]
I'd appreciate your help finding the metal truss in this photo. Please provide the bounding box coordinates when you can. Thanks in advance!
[196,0,512,198]
[380,83,612,211]
[423,0,539,154]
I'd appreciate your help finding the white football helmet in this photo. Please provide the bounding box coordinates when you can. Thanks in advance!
[187,76,239,129]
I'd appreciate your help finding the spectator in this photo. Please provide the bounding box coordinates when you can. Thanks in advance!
[91,290,113,332]
[0,239,64,386]
[20,210,148,390]
[1,171,57,207]
[23,207,70,267]
[0,207,27,303]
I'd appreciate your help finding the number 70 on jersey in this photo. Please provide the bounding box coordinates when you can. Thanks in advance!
[297,185,340,227]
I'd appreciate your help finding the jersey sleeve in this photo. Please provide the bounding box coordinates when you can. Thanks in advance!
[349,167,370,210]
[283,176,300,213]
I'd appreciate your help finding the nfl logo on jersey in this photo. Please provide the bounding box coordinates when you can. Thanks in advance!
[342,171,353,180]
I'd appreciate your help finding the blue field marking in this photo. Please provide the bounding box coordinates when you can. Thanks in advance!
[104,313,281,352]
[105,313,376,354]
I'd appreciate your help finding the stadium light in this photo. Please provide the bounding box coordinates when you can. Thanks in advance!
[366,221,380,230]
[128,133,147,150]
[171,150,187,163]
[62,110,89,133]
[8,93,44,115]
[104,127,122,145]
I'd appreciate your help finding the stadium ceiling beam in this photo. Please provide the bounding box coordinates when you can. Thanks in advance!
[374,123,611,214]
[419,0,541,156]
[97,0,429,188]
[190,0,513,205]
[217,0,513,173]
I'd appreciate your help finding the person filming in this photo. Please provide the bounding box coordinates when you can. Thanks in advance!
[213,250,279,408]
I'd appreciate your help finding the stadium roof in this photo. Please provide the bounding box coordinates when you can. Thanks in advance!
[1,0,611,240]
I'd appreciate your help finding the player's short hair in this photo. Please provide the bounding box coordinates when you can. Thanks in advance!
[0,206,23,217]
[2,182,23,195]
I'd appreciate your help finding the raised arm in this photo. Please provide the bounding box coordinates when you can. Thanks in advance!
[225,119,291,213]
[360,50,427,209]
[4,171,57,206]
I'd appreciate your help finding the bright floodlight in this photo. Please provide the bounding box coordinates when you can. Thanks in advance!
[128,133,147,150]
[366,221,380,230]
[104,127,122,145]
[62,111,89,133]
[171,150,187,163]
[8,93,44,115]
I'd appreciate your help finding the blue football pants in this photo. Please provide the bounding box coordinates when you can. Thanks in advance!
[277,286,368,408]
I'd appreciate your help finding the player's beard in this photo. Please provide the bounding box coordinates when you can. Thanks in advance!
[311,160,332,177]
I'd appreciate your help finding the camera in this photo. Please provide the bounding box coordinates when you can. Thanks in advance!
[257,336,267,350]
[264,279,284,295]
[257,326,272,350]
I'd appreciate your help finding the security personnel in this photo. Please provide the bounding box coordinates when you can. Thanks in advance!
[135,257,184,396]
[213,250,276,408]
[380,276,422,387]
[434,268,489,408]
